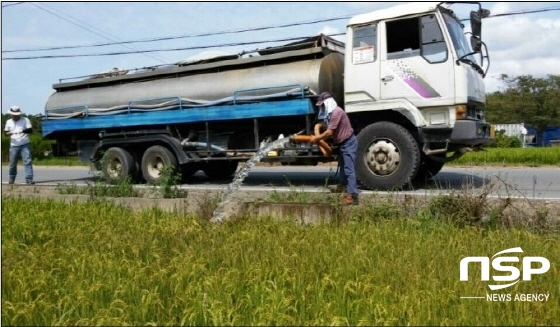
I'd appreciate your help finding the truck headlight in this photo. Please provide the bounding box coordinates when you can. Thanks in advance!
[455,104,467,120]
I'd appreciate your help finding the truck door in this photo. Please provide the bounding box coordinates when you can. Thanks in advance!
[344,24,381,107]
[380,14,453,108]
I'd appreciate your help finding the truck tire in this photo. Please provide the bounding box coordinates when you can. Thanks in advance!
[356,122,420,190]
[141,145,178,184]
[102,147,136,184]
[203,160,238,180]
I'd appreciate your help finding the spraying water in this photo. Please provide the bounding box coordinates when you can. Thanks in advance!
[210,137,291,223]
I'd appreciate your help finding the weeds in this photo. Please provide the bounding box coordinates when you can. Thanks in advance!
[349,196,405,223]
[194,191,221,220]
[428,191,489,227]
[55,166,187,199]
[266,187,339,204]
[55,177,140,198]
[258,179,559,233]
[421,180,559,232]
[153,166,187,199]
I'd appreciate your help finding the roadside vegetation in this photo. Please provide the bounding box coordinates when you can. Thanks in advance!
[2,143,559,168]
[447,129,560,167]
[450,147,560,167]
[55,166,187,199]
[2,193,558,326]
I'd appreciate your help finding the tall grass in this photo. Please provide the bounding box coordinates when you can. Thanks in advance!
[56,177,140,198]
[55,167,187,199]
[30,157,89,166]
[2,198,559,326]
[451,147,560,166]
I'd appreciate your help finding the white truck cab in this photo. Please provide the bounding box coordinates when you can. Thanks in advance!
[343,2,493,189]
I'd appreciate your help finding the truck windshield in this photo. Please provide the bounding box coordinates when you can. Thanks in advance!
[441,11,476,62]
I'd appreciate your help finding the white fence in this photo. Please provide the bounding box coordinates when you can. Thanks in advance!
[494,123,534,147]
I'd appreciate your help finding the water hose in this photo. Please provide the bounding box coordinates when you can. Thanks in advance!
[289,124,332,157]
[313,122,340,182]
[312,122,332,157]
[314,122,323,138]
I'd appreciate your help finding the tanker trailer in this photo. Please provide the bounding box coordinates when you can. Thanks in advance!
[42,35,346,184]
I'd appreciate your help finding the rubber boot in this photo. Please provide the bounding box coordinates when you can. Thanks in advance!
[341,193,355,205]
[341,193,359,205]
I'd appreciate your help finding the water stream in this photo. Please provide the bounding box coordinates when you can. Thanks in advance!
[210,137,291,223]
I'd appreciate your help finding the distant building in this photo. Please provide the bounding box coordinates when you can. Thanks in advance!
[495,123,560,147]
[494,123,530,147]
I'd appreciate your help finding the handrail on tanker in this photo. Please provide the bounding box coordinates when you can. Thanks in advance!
[128,96,183,114]
[232,84,305,105]
[44,84,310,120]
[45,105,89,120]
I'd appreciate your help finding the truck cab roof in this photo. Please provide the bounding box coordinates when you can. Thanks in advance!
[348,2,442,26]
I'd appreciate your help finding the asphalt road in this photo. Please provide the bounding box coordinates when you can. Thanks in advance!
[2,165,559,200]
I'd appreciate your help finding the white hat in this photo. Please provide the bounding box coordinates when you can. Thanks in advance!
[9,106,22,116]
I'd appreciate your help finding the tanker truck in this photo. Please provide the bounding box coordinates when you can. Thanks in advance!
[42,1,493,190]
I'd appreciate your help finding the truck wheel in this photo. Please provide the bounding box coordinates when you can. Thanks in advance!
[356,122,420,190]
[203,160,238,180]
[141,145,178,184]
[102,147,136,184]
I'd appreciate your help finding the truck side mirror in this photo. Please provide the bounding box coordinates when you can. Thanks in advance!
[470,11,481,37]
[470,35,481,52]
[470,8,490,38]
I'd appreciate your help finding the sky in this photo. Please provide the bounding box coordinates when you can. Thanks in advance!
[2,1,560,116]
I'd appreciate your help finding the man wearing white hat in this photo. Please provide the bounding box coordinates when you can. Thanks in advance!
[4,106,34,184]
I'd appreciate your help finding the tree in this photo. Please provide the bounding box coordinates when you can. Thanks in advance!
[486,75,560,140]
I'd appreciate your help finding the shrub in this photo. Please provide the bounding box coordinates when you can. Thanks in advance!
[488,130,522,148]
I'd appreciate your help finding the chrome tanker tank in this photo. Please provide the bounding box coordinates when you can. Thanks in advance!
[45,35,345,117]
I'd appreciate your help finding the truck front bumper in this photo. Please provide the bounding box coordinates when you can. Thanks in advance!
[421,120,494,146]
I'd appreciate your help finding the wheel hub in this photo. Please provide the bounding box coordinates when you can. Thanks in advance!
[147,156,164,177]
[365,140,400,176]
[107,159,122,178]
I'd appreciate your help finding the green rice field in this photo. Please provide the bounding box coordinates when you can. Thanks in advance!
[2,198,559,326]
